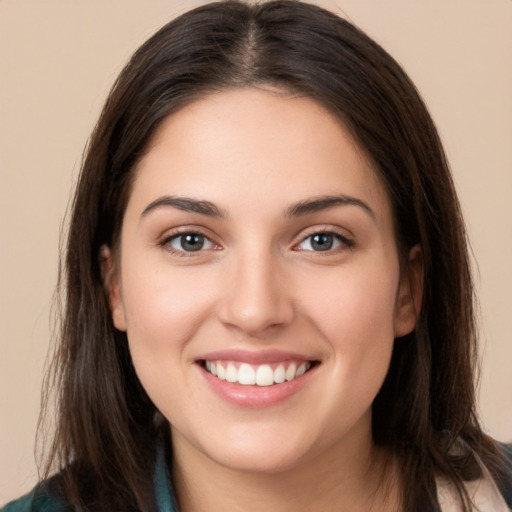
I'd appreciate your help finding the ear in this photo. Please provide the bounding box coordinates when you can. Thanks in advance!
[99,245,127,332]
[394,245,423,338]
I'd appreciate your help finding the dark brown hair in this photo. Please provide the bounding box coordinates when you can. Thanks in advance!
[39,1,507,510]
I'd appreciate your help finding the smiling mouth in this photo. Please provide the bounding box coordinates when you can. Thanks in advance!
[201,360,317,386]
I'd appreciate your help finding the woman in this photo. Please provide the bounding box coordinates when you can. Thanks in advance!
[3,1,511,511]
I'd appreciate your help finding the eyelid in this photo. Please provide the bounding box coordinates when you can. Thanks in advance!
[293,227,355,252]
[158,228,222,256]
[155,225,354,256]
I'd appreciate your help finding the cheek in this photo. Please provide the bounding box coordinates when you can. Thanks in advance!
[302,262,398,343]
[120,260,219,365]
[119,261,222,424]
[298,259,399,398]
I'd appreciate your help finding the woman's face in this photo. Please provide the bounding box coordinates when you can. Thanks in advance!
[107,88,421,475]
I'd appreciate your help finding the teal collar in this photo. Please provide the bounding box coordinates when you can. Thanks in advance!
[153,440,179,512]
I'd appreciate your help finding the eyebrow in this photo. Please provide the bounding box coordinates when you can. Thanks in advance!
[285,194,375,219]
[141,193,375,221]
[141,196,227,218]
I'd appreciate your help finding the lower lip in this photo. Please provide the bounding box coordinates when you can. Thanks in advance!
[199,363,317,408]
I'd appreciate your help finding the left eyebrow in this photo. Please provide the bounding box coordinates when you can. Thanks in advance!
[141,196,227,218]
[284,194,375,220]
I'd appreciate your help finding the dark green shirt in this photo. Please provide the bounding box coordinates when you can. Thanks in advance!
[1,441,178,512]
[3,444,512,511]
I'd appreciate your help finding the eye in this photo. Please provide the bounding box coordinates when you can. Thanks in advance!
[296,232,352,252]
[165,232,217,253]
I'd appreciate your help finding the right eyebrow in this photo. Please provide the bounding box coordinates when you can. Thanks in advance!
[284,194,376,221]
[141,196,227,219]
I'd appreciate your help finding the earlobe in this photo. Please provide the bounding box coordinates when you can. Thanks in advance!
[394,245,424,338]
[99,245,127,332]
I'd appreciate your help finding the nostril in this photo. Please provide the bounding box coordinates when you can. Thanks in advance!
[217,262,294,335]
[218,296,295,336]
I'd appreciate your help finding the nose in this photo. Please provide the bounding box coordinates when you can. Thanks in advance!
[218,250,294,337]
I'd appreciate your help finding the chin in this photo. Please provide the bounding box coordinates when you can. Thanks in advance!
[210,445,309,475]
[196,422,322,475]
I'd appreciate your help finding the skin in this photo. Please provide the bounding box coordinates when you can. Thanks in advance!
[105,88,422,511]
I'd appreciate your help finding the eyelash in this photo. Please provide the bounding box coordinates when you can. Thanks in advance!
[158,229,355,256]
[158,230,219,257]
[294,230,355,254]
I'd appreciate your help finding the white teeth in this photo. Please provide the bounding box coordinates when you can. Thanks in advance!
[285,363,297,381]
[238,363,256,385]
[274,364,286,384]
[205,360,313,386]
[216,363,226,380]
[226,363,238,383]
[256,365,274,386]
[296,362,307,377]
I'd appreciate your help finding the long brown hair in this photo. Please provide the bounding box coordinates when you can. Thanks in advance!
[39,1,507,510]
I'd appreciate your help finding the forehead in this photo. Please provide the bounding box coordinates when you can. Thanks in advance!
[130,87,391,222]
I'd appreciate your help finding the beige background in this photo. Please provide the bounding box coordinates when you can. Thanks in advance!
[1,0,511,505]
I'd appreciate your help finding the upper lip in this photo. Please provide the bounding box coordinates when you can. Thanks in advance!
[195,349,316,365]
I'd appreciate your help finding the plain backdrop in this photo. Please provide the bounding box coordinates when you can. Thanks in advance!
[1,0,511,505]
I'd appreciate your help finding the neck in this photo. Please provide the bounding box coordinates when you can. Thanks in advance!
[170,425,402,512]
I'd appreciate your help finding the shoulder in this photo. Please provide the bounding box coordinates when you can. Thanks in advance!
[1,492,65,512]
[499,443,512,507]
[1,492,35,512]
[1,480,70,512]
